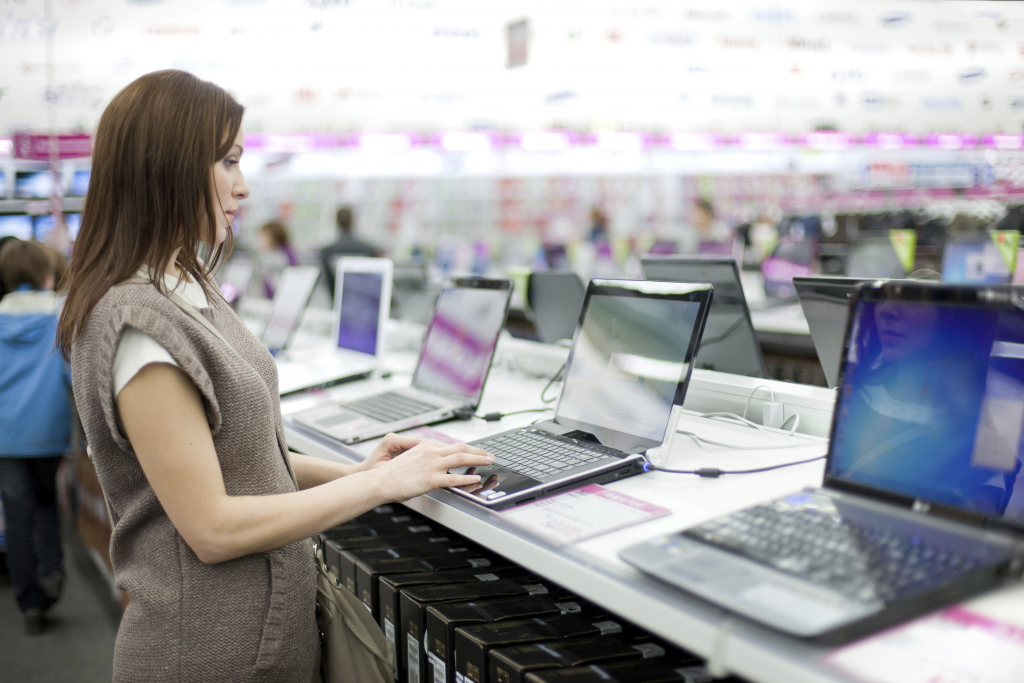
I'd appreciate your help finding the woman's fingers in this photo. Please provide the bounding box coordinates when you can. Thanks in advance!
[440,451,494,470]
[447,473,484,488]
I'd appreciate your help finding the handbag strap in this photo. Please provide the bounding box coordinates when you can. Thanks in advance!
[121,275,298,487]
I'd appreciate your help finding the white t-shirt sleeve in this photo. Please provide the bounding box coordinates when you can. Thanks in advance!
[113,327,180,397]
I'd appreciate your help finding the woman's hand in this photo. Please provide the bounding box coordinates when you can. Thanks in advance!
[367,439,493,503]
[360,433,428,472]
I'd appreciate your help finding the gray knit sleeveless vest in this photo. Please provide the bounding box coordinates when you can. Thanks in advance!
[70,280,319,683]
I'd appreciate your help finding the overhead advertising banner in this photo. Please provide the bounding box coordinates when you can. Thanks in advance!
[13,133,92,160]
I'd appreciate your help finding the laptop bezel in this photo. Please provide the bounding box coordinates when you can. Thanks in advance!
[642,255,767,379]
[331,257,393,359]
[408,277,513,407]
[551,278,714,453]
[822,280,1024,535]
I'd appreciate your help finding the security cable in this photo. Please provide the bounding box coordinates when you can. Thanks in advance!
[540,362,566,404]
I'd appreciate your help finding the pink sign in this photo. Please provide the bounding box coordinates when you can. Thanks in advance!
[862,132,918,149]
[924,133,977,150]
[13,132,92,160]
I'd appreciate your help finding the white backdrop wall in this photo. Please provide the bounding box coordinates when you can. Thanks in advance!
[2,0,1024,136]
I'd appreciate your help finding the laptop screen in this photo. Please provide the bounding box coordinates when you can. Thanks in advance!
[260,266,320,352]
[643,257,766,378]
[828,286,1024,528]
[411,279,511,404]
[555,280,712,453]
[337,271,383,356]
[0,214,33,240]
[942,236,1011,284]
[846,238,907,279]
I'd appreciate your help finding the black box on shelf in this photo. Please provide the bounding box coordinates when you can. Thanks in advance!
[359,552,510,621]
[489,636,702,683]
[324,534,456,586]
[523,660,716,683]
[426,596,585,683]
[454,614,623,683]
[380,567,536,683]
[339,539,477,596]
[401,578,553,683]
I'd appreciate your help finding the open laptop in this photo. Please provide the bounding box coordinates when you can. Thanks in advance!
[845,238,908,279]
[621,281,1024,642]
[643,256,766,379]
[275,257,392,396]
[291,278,512,444]
[217,257,257,310]
[448,279,714,509]
[260,265,321,353]
[760,238,816,300]
[793,276,883,389]
[942,233,1012,284]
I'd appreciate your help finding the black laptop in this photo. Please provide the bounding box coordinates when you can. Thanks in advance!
[621,281,1024,642]
[642,256,767,378]
[450,279,714,509]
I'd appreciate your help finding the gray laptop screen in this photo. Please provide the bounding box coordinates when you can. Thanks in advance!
[829,292,1024,527]
[642,257,766,378]
[261,266,320,351]
[556,283,708,452]
[411,283,510,404]
[337,272,383,356]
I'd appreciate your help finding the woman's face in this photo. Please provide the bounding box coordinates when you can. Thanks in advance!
[875,300,939,361]
[212,128,250,245]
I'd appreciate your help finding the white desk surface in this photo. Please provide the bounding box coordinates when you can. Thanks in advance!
[749,304,811,337]
[281,348,1022,683]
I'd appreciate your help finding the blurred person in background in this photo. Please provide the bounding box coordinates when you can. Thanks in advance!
[320,206,378,299]
[256,219,298,298]
[0,238,72,635]
[691,197,733,245]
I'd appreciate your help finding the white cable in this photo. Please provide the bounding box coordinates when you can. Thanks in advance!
[741,385,775,420]
[678,430,821,451]
[700,412,766,431]
[782,413,800,435]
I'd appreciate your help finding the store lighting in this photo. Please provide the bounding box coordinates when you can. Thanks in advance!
[596,132,645,152]
[984,134,1024,150]
[359,133,412,153]
[738,132,787,151]
[520,131,571,152]
[923,133,977,150]
[864,132,916,150]
[804,132,850,151]
[441,132,493,152]
[669,132,718,151]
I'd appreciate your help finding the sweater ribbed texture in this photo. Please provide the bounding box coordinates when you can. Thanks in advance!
[70,281,319,683]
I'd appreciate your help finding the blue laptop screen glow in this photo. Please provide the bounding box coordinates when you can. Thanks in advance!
[0,214,33,239]
[337,272,383,356]
[942,239,1011,284]
[830,298,1024,524]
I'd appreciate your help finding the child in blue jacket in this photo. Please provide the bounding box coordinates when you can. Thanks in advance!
[0,238,71,635]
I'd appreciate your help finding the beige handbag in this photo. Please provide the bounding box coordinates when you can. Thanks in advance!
[117,279,396,682]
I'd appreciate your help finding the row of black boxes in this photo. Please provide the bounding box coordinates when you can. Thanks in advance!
[318,507,750,683]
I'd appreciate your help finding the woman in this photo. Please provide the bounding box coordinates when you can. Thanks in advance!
[56,70,491,682]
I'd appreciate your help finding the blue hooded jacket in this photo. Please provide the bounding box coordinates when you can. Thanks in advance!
[0,287,72,457]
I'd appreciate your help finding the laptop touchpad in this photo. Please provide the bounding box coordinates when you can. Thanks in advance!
[449,465,541,499]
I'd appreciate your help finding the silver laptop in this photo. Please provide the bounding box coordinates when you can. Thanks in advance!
[276,257,392,396]
[449,279,714,509]
[291,278,512,444]
[621,281,1024,642]
[260,265,321,353]
[217,257,257,310]
[643,256,767,379]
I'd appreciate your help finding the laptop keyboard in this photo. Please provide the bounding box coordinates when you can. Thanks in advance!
[476,429,617,481]
[344,392,440,424]
[685,502,981,605]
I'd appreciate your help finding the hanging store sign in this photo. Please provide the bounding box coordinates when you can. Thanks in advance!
[13,132,91,160]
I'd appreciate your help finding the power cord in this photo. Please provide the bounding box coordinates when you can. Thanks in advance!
[644,454,826,478]
[474,408,553,422]
[541,362,566,404]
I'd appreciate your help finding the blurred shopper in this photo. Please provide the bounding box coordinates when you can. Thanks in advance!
[587,207,609,243]
[0,235,17,300]
[256,219,298,298]
[691,197,733,245]
[0,238,71,635]
[320,206,378,298]
[56,70,490,681]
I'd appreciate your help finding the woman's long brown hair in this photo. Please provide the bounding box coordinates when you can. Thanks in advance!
[57,70,244,360]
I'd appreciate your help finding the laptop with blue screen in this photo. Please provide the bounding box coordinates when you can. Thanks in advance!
[621,281,1024,642]
[290,277,512,443]
[275,257,392,395]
